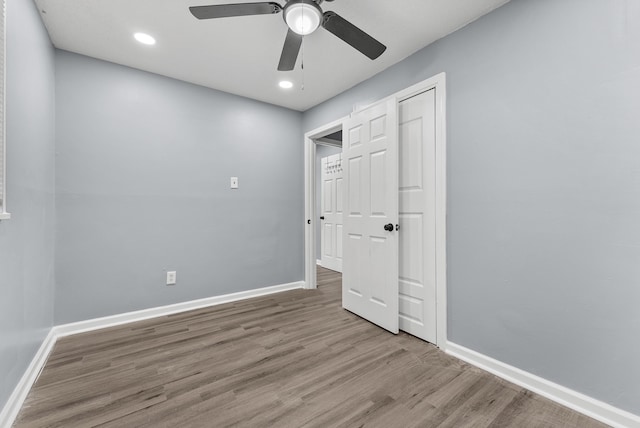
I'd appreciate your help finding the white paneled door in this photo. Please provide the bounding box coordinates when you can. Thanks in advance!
[342,98,399,334]
[398,89,437,343]
[320,153,344,273]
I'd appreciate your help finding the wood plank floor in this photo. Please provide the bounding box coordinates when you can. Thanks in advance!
[14,267,607,427]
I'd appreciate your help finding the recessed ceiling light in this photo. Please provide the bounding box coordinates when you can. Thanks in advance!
[279,80,294,89]
[134,32,156,45]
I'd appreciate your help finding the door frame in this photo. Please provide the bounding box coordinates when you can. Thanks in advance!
[304,116,346,290]
[303,72,447,348]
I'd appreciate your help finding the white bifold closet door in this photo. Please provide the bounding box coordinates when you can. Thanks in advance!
[342,98,399,334]
[320,153,344,273]
[398,89,437,343]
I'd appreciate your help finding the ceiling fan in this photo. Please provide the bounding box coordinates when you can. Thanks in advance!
[189,0,387,71]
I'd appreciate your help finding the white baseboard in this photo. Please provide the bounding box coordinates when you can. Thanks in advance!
[0,329,57,428]
[446,342,640,428]
[0,280,304,427]
[316,259,322,266]
[55,281,304,337]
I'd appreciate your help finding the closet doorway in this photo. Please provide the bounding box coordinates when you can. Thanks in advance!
[303,73,447,348]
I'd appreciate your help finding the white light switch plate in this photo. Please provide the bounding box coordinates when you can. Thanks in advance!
[166,271,177,285]
[230,177,239,189]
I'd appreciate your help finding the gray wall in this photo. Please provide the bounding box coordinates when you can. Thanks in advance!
[54,51,304,324]
[315,144,342,260]
[0,0,55,410]
[303,0,640,416]
[3,0,639,419]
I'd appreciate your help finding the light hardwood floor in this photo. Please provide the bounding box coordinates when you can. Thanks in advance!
[14,267,607,427]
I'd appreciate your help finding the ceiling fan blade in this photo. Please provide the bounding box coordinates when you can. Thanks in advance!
[322,11,386,60]
[189,2,282,20]
[278,29,303,71]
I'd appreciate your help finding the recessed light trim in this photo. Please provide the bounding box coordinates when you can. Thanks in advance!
[279,80,294,89]
[134,32,156,45]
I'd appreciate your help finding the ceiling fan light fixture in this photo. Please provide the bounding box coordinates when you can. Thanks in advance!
[284,1,322,36]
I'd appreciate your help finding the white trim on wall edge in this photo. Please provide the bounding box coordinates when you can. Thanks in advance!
[316,259,322,266]
[446,342,640,428]
[55,280,304,337]
[0,329,56,428]
[0,280,304,428]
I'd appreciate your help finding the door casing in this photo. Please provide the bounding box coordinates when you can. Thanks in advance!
[303,73,447,348]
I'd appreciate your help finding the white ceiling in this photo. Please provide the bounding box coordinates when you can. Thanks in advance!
[34,0,510,111]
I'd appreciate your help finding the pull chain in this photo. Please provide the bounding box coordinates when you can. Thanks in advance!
[301,5,305,91]
[301,35,305,91]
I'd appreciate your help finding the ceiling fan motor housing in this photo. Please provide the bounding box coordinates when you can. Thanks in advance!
[283,0,324,35]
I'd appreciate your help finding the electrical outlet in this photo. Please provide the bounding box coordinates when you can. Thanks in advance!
[166,271,177,285]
